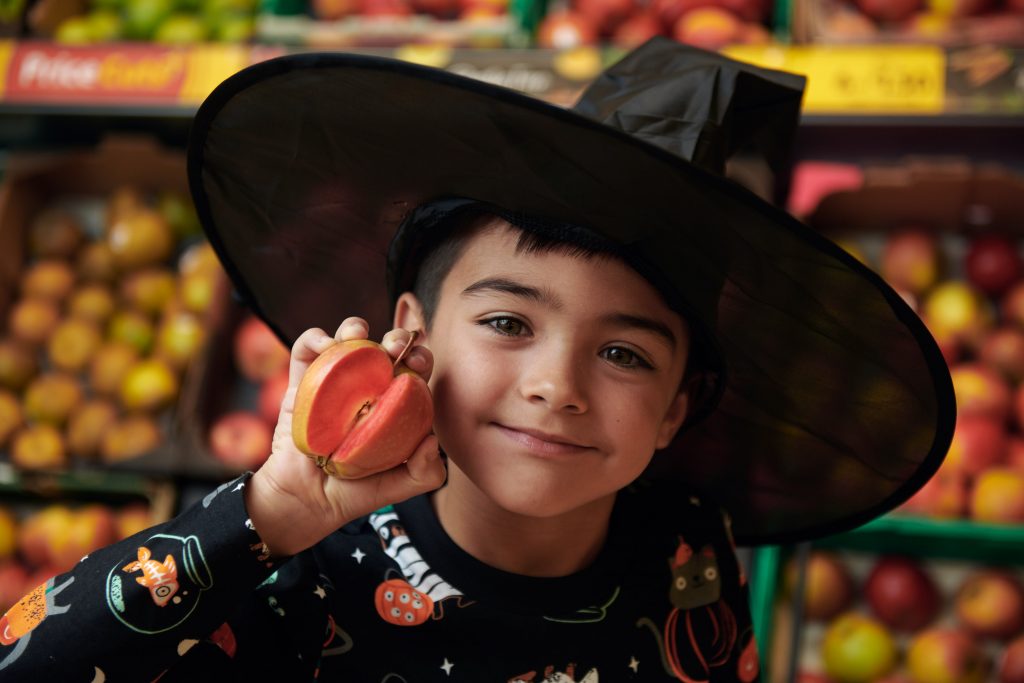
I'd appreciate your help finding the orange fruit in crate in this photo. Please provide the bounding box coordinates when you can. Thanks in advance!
[66,399,119,459]
[0,339,38,391]
[106,208,174,272]
[100,414,161,463]
[47,319,103,373]
[67,284,117,325]
[11,424,67,471]
[89,341,140,397]
[8,298,60,346]
[20,260,76,302]
[23,373,83,426]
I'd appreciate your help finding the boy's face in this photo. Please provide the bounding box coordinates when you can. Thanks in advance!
[395,223,691,519]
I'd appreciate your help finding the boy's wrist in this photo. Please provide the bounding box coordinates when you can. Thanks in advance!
[244,469,330,558]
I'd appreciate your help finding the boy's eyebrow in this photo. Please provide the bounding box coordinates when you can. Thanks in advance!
[462,277,678,349]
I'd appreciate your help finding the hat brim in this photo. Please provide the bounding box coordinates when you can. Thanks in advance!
[188,52,955,545]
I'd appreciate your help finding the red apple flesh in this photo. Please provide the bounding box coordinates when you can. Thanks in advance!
[292,340,433,479]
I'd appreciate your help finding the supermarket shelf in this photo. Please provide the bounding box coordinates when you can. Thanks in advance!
[814,513,1024,566]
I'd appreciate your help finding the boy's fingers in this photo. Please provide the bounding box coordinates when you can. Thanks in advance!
[288,327,335,386]
[381,328,415,357]
[336,317,369,341]
[381,328,431,379]
[371,436,445,508]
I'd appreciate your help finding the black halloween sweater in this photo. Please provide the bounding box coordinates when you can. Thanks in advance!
[0,473,760,682]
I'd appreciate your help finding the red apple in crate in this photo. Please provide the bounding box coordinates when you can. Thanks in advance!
[955,571,1024,641]
[970,468,1024,524]
[881,229,941,295]
[611,11,663,48]
[234,315,290,383]
[573,0,636,35]
[784,551,854,621]
[1000,635,1024,683]
[1008,437,1024,472]
[966,234,1023,298]
[856,0,922,23]
[719,0,770,21]
[1012,383,1024,432]
[259,369,291,426]
[821,612,898,682]
[209,411,272,470]
[410,0,459,18]
[864,556,941,632]
[311,0,360,19]
[943,414,1007,478]
[907,628,989,683]
[292,339,433,479]
[361,0,413,17]
[650,0,704,27]
[536,10,599,48]
[52,505,116,570]
[950,363,1011,422]
[1001,281,1024,327]
[981,327,1024,383]
[796,673,836,683]
[672,7,742,49]
[900,467,968,518]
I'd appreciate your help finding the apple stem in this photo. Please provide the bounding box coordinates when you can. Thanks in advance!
[393,330,420,369]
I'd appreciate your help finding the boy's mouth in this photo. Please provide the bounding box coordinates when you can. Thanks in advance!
[494,424,593,456]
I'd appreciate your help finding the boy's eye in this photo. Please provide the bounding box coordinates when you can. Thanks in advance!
[483,317,525,336]
[601,347,652,370]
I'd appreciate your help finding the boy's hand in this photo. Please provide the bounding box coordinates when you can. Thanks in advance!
[245,317,445,558]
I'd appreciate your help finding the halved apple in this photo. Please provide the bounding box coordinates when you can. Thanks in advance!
[292,339,433,479]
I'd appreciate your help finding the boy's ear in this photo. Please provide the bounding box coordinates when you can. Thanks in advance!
[393,292,428,343]
[656,387,689,450]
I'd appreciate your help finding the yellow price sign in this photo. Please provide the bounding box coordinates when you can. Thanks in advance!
[724,45,946,115]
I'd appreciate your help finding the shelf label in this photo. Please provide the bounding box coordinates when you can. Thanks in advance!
[4,42,188,104]
[724,45,946,114]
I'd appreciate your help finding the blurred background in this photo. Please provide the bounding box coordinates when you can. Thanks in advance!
[0,1,1022,680]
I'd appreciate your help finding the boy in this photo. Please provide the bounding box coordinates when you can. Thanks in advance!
[0,38,953,681]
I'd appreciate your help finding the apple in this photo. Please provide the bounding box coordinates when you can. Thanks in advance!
[50,505,116,570]
[925,0,992,16]
[672,7,742,50]
[900,467,968,518]
[100,414,162,462]
[1008,437,1024,472]
[901,11,954,41]
[536,10,600,48]
[865,556,941,632]
[28,209,85,259]
[178,241,221,279]
[209,410,273,470]
[1012,383,1024,432]
[650,0,707,29]
[47,318,103,374]
[881,229,941,295]
[360,0,413,16]
[784,551,854,621]
[8,298,60,345]
[965,235,1023,297]
[66,399,118,459]
[950,363,1011,422]
[258,368,290,426]
[1000,635,1024,683]
[23,372,83,426]
[106,208,174,272]
[942,414,1007,478]
[409,0,459,17]
[67,284,116,325]
[89,341,140,397]
[155,308,206,369]
[0,506,16,561]
[821,612,898,683]
[573,0,636,35]
[76,242,118,283]
[955,571,1024,641]
[970,468,1024,524]
[18,505,71,567]
[115,504,152,541]
[855,0,922,22]
[907,628,988,683]
[0,339,38,392]
[119,358,179,413]
[119,267,177,316]
[107,309,156,355]
[0,390,21,450]
[11,424,67,471]
[611,11,664,48]
[1004,282,1024,328]
[234,315,291,383]
[0,561,29,613]
[178,271,220,315]
[292,339,433,479]
[922,281,991,347]
[981,327,1024,383]
[796,672,835,683]
[20,260,76,302]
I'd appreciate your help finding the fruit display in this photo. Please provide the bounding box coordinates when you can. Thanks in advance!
[792,0,1024,46]
[42,0,259,44]
[0,170,226,472]
[535,0,776,50]
[0,500,158,613]
[786,550,1024,682]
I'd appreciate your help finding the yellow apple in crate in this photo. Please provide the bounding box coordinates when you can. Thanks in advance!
[67,284,117,325]
[77,242,118,284]
[950,362,1012,421]
[1000,636,1024,683]
[907,628,988,683]
[0,506,16,561]
[784,551,854,621]
[106,208,174,272]
[155,308,206,369]
[47,318,103,374]
[821,612,898,683]
[66,399,119,459]
[89,341,140,397]
[100,414,162,463]
[23,372,83,426]
[970,468,1024,524]
[923,281,992,348]
[8,298,60,346]
[119,267,177,316]
[20,260,75,302]
[209,411,273,470]
[11,424,66,470]
[119,358,179,413]
[943,414,1008,478]
[955,571,1024,641]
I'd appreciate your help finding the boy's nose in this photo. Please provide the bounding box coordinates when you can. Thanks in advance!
[518,345,589,414]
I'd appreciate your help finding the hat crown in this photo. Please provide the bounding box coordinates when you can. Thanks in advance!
[572,37,806,176]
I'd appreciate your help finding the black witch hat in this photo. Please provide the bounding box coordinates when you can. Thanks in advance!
[187,38,955,545]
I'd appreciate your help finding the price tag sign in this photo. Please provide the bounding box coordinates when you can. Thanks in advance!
[724,45,946,115]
